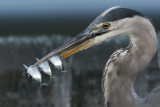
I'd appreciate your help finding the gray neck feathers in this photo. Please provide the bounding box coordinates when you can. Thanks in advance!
[104,17,157,107]
[130,17,157,74]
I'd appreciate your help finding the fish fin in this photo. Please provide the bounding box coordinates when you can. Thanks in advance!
[23,64,29,69]
[40,83,48,87]
[61,70,67,73]
[36,58,40,61]
[52,76,59,79]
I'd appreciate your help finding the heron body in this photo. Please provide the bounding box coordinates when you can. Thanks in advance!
[27,6,159,107]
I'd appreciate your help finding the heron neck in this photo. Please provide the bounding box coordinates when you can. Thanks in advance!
[129,24,157,75]
[105,19,157,107]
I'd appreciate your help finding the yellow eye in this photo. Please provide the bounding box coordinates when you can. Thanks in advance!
[102,23,110,29]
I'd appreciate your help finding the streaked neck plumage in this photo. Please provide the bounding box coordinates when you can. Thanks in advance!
[103,17,157,107]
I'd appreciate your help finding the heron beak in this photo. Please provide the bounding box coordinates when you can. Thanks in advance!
[32,28,102,66]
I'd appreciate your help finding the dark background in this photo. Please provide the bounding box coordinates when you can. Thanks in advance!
[0,0,160,107]
[0,0,160,36]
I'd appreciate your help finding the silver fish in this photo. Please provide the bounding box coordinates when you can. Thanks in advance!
[23,64,42,83]
[49,56,63,70]
[36,58,52,76]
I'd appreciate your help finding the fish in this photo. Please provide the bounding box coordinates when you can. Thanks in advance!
[23,55,63,84]
[36,58,52,77]
[49,56,63,70]
[23,64,42,83]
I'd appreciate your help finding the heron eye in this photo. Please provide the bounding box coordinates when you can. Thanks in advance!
[102,23,110,29]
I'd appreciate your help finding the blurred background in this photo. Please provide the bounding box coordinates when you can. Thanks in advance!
[0,0,160,107]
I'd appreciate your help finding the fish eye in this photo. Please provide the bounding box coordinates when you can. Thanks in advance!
[102,23,110,29]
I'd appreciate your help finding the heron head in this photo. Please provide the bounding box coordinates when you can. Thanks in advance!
[58,6,144,59]
[34,6,145,65]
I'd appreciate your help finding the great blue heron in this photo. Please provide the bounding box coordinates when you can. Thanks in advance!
[24,6,160,107]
